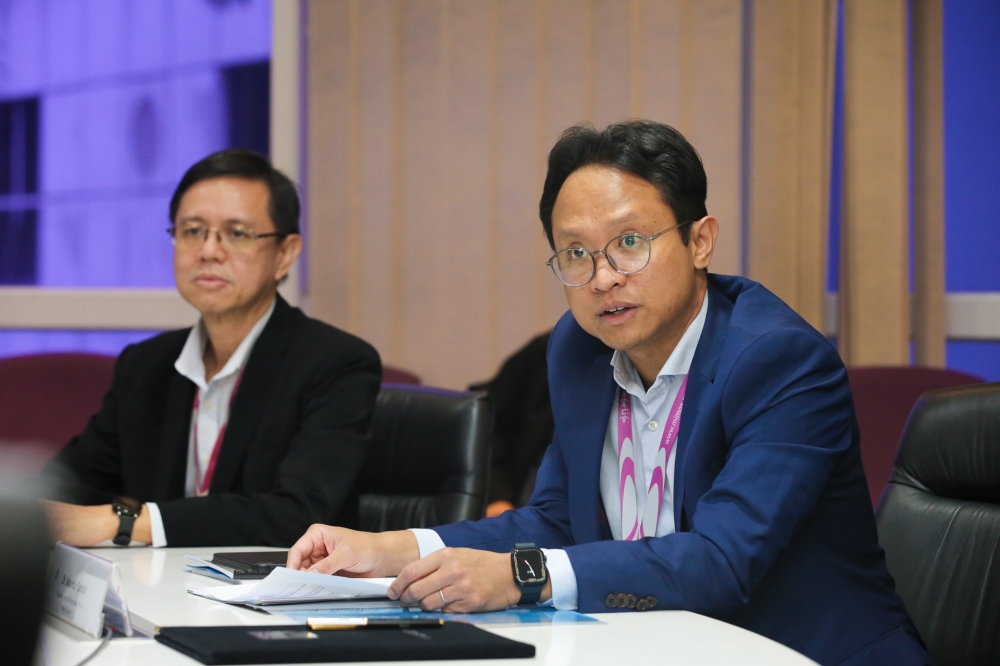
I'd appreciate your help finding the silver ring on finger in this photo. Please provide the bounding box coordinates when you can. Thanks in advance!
[439,589,447,606]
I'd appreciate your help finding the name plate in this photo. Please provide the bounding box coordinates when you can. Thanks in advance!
[45,542,136,638]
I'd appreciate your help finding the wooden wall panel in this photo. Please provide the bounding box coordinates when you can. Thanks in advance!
[538,0,589,331]
[912,0,946,367]
[353,0,396,354]
[679,1,744,277]
[306,0,745,389]
[746,0,836,331]
[306,0,350,329]
[840,0,910,365]
[591,0,631,128]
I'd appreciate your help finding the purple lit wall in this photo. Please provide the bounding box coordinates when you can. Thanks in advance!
[0,0,271,357]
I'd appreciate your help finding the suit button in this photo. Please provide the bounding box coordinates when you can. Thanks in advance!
[605,594,617,608]
[616,594,629,608]
[635,596,657,612]
[626,594,637,609]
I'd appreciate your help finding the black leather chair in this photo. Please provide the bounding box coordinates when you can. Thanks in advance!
[876,382,1000,666]
[357,385,493,532]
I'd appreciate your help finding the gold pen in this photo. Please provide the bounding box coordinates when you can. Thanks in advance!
[307,617,445,630]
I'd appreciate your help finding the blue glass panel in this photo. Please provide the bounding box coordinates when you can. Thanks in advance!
[827,0,844,293]
[0,330,160,360]
[946,341,1000,383]
[944,0,1000,292]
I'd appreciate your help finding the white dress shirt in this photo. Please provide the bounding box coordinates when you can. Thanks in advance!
[145,299,275,547]
[411,292,709,609]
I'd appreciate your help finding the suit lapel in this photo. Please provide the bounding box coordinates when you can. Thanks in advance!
[208,296,295,493]
[156,372,196,500]
[567,351,617,544]
[673,281,731,529]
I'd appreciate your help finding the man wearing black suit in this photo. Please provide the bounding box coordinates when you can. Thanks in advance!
[42,149,381,547]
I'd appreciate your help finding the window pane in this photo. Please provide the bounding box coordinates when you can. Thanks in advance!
[0,210,37,284]
[0,0,273,288]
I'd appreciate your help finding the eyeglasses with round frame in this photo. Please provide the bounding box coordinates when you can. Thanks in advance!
[167,221,284,253]
[545,219,695,287]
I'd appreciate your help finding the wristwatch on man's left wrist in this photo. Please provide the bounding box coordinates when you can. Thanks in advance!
[111,497,142,546]
[511,542,547,605]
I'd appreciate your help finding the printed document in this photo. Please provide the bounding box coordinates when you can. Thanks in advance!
[189,567,393,607]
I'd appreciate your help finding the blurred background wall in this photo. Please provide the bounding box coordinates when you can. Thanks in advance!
[305,0,747,388]
[0,0,998,390]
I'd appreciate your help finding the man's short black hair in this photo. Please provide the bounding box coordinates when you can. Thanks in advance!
[539,120,708,248]
[169,148,300,236]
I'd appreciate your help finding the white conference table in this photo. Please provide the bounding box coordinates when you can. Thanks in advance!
[40,547,818,666]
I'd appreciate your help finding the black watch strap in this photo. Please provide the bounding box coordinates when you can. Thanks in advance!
[518,580,544,605]
[112,497,142,546]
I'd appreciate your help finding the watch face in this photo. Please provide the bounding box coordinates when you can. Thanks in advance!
[513,549,546,585]
[113,497,142,516]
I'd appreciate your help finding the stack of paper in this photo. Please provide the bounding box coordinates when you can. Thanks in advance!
[188,567,395,609]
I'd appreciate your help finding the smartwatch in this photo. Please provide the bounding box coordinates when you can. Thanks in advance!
[111,497,142,546]
[511,542,547,605]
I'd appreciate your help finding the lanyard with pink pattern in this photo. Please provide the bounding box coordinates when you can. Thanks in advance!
[191,369,245,497]
[616,375,688,540]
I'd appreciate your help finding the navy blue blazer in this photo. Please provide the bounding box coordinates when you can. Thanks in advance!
[435,275,929,666]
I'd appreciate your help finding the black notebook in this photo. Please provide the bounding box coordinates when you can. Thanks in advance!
[156,623,535,664]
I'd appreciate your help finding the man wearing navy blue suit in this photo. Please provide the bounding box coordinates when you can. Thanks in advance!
[289,121,930,666]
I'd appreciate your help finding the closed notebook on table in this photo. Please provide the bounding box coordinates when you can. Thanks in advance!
[155,623,535,664]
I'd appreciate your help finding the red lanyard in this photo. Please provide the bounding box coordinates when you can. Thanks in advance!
[191,369,244,496]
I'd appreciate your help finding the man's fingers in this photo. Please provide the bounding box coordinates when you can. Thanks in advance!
[286,540,308,570]
[309,550,354,575]
[388,552,442,600]
[287,525,331,570]
[418,584,453,612]
[398,569,448,606]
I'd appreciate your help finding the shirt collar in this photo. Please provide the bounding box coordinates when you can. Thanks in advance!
[174,298,277,391]
[611,290,709,401]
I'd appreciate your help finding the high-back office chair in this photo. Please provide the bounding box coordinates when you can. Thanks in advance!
[357,385,493,531]
[875,382,1000,666]
[0,352,115,474]
[847,366,982,506]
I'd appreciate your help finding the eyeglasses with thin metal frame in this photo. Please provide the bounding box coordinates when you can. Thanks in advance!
[167,222,284,253]
[545,219,695,287]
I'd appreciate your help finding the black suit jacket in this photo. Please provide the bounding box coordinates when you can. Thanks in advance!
[43,296,381,547]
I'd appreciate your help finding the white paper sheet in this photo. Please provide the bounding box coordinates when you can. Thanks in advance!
[188,567,393,607]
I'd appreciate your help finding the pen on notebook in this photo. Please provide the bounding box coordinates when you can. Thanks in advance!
[307,617,445,630]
